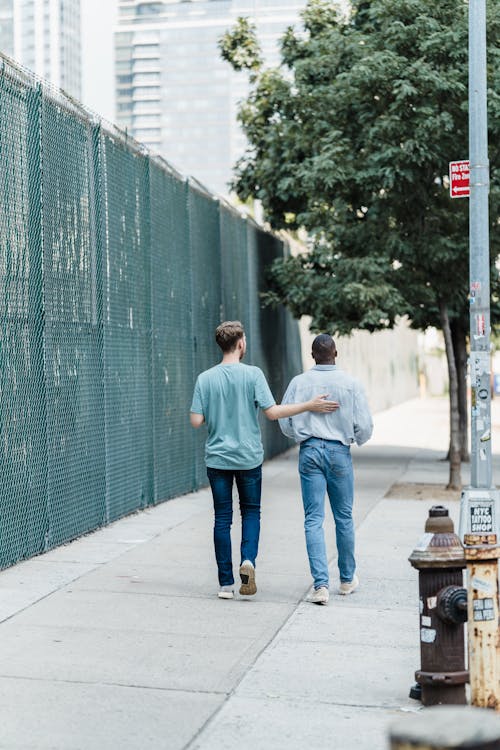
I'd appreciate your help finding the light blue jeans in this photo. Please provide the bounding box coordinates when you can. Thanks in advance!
[298,437,355,589]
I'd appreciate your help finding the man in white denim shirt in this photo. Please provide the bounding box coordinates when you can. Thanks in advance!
[279,334,373,605]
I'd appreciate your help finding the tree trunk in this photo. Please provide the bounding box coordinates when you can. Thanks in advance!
[439,302,462,489]
[451,318,469,462]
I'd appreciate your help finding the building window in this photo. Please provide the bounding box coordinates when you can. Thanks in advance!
[136,3,164,16]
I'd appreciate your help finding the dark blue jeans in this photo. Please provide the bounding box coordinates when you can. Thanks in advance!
[207,465,262,586]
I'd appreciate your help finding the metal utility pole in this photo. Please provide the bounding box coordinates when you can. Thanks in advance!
[459,0,499,537]
[459,0,500,540]
[469,0,491,488]
[459,4,500,711]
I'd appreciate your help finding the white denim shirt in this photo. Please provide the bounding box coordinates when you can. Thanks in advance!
[279,365,373,446]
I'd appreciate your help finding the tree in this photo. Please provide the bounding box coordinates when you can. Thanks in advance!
[219,0,500,489]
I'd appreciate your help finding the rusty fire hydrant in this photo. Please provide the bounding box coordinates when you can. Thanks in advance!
[409,505,469,706]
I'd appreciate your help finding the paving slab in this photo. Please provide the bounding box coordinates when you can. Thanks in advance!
[191,698,396,750]
[0,677,222,750]
[278,604,418,647]
[0,623,256,693]
[12,588,293,640]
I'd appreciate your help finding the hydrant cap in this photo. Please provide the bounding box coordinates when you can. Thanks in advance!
[425,505,454,534]
[429,506,449,517]
[409,505,465,568]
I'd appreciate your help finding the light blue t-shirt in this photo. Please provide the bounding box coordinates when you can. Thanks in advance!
[190,363,276,470]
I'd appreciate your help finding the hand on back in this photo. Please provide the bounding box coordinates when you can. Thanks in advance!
[310,395,339,413]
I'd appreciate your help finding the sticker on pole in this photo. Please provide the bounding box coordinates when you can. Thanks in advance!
[472,598,495,621]
[449,160,470,198]
[470,502,494,533]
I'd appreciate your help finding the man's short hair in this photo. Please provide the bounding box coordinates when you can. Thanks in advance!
[312,333,336,363]
[215,321,245,352]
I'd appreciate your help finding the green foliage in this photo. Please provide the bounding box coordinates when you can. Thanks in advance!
[222,0,500,336]
[267,252,406,334]
[218,17,263,76]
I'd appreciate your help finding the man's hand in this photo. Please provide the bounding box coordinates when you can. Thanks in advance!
[308,394,339,413]
[265,396,339,421]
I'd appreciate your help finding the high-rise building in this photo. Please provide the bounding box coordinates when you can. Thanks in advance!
[0,0,81,99]
[115,0,312,196]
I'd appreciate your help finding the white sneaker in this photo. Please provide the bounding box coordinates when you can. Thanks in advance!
[239,560,257,595]
[218,586,234,599]
[310,587,329,605]
[339,575,359,596]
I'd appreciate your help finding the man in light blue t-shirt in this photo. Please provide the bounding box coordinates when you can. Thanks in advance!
[190,321,338,600]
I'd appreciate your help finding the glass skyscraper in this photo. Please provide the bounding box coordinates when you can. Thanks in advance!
[0,0,81,99]
[115,0,315,196]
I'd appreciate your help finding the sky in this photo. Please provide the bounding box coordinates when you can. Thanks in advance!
[81,0,118,123]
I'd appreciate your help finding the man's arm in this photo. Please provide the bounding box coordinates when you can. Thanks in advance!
[265,395,339,422]
[189,378,205,429]
[353,384,373,445]
[277,380,297,438]
[190,412,205,429]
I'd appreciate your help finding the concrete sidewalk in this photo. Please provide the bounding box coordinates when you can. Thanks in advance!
[0,397,498,749]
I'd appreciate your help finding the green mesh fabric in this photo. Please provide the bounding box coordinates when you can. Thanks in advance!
[220,203,249,324]
[42,99,107,545]
[102,136,154,522]
[0,55,303,569]
[188,185,223,489]
[149,166,195,501]
[255,230,292,458]
[0,77,48,565]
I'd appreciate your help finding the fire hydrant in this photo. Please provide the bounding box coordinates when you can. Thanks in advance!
[409,505,469,706]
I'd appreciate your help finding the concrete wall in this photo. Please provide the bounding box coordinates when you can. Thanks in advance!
[299,318,420,414]
[418,328,449,397]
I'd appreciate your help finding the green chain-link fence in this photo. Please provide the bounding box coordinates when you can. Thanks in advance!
[0,54,303,569]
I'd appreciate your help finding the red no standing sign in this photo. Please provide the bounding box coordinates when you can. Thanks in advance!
[449,160,470,198]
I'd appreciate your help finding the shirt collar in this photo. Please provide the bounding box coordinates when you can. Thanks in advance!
[312,365,337,370]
